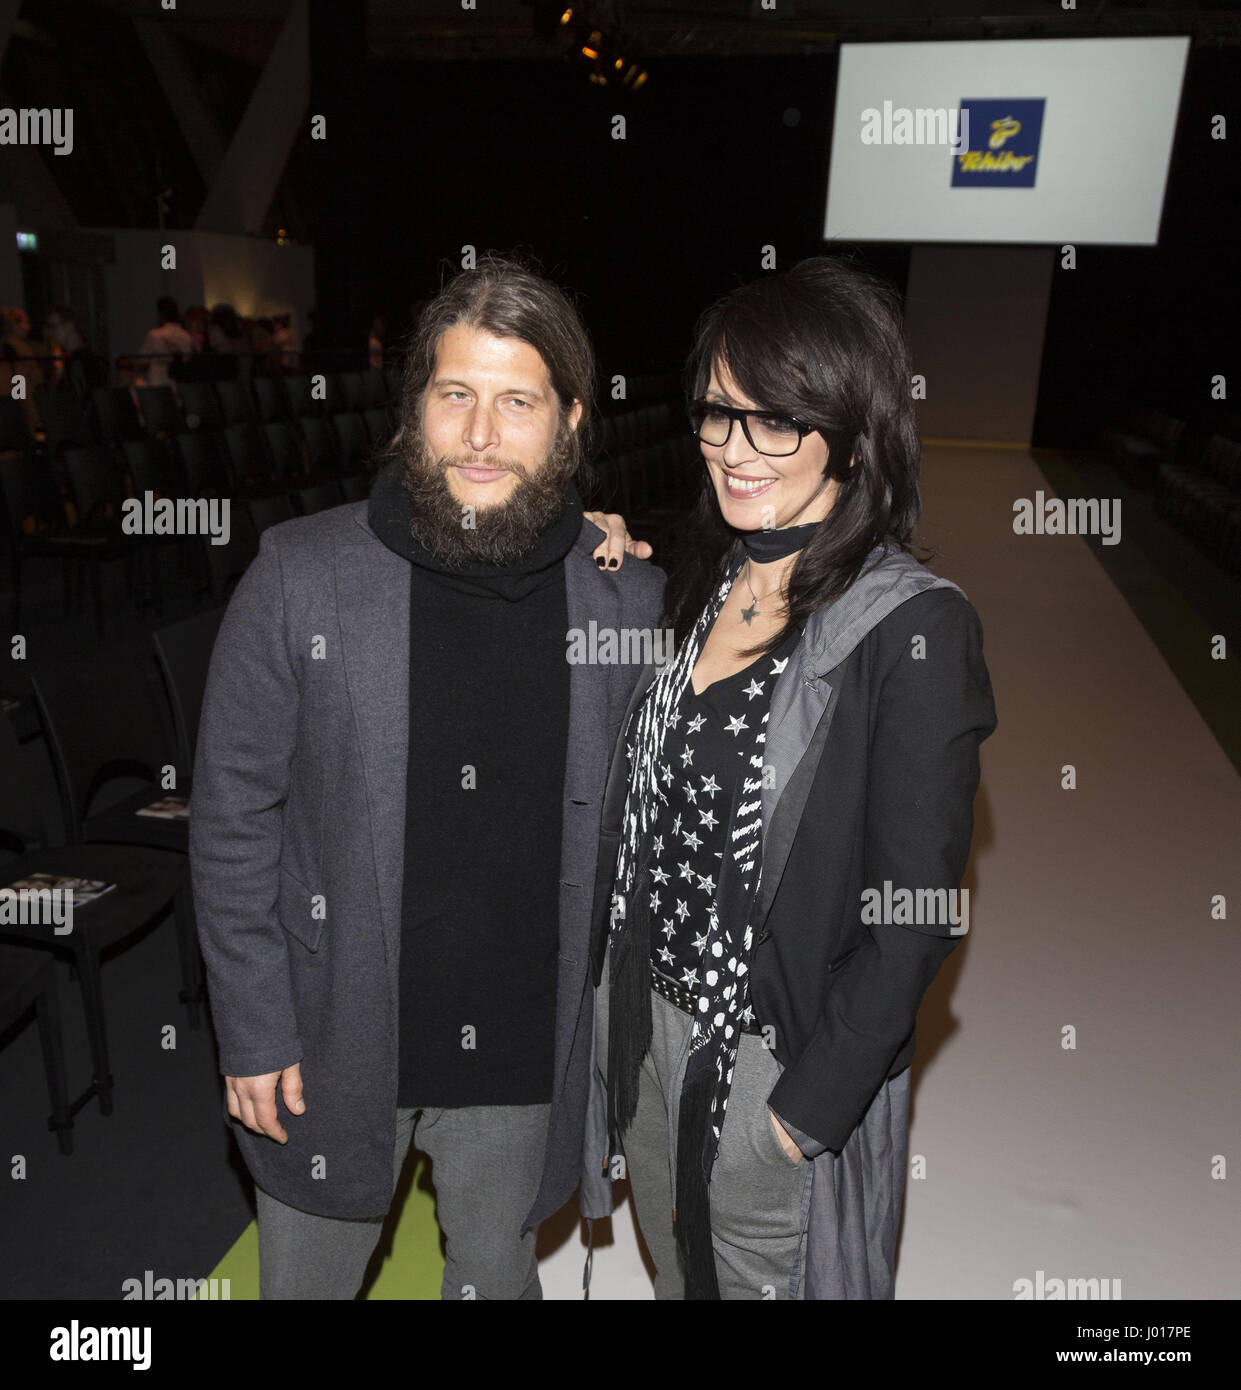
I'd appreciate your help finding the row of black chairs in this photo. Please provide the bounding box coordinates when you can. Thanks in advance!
[1154,433,1241,575]
[0,448,374,632]
[0,369,402,460]
[0,606,224,1154]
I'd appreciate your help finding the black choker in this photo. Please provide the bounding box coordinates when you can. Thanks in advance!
[739,520,823,562]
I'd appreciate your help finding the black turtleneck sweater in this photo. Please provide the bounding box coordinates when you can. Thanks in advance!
[367,461,581,1107]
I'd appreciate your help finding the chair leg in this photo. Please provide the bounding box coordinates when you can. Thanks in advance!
[36,974,74,1156]
[173,883,204,1028]
[72,936,114,1115]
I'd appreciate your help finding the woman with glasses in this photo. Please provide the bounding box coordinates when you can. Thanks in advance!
[590,254,998,1299]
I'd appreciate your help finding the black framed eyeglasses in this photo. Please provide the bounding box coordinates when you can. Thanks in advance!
[688,399,818,457]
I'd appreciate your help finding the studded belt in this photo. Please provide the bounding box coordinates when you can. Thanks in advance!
[649,965,763,1034]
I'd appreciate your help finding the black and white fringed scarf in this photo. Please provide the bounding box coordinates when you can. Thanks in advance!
[607,552,771,1300]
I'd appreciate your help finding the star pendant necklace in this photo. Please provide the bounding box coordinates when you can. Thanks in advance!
[738,558,784,626]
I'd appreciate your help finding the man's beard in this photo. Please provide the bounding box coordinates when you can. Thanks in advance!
[398,416,575,567]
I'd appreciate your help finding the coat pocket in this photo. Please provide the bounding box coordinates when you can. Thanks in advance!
[277,864,324,953]
[828,942,861,973]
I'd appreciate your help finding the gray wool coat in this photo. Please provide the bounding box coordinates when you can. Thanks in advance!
[189,500,665,1230]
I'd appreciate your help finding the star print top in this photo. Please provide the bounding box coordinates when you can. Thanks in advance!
[641,626,802,994]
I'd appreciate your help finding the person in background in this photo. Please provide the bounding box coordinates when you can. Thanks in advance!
[42,305,108,401]
[136,297,194,388]
[368,312,386,369]
[184,306,210,354]
[272,313,297,371]
[300,308,321,375]
[208,304,248,382]
[1,306,50,432]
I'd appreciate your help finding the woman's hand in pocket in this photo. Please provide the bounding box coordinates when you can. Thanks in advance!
[769,1108,803,1163]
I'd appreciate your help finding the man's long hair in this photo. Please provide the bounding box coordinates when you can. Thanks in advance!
[667,253,928,654]
[387,252,598,496]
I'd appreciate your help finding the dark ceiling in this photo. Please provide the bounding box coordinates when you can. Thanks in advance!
[73,0,1241,66]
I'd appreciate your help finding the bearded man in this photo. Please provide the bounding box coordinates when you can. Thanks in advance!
[190,256,663,1299]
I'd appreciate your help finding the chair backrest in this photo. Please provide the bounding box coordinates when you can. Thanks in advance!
[253,376,289,423]
[0,704,53,850]
[0,454,66,537]
[215,379,254,427]
[0,399,36,454]
[362,409,391,447]
[177,381,223,429]
[91,386,142,443]
[340,371,366,412]
[137,385,184,437]
[361,369,388,408]
[151,608,225,774]
[64,446,127,524]
[34,389,93,456]
[284,375,319,418]
[174,430,229,494]
[263,421,304,476]
[339,472,371,503]
[332,413,368,471]
[225,422,273,483]
[244,494,297,534]
[30,658,179,841]
[299,417,338,472]
[294,482,344,515]
[203,504,259,603]
[121,438,181,498]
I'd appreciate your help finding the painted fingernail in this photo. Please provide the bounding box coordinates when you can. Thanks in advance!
[596,556,606,567]
[608,559,619,569]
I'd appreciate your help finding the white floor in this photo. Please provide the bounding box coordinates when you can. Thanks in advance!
[537,445,1241,1299]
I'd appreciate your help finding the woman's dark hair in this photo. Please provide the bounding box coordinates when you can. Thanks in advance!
[668,253,927,654]
[389,252,597,490]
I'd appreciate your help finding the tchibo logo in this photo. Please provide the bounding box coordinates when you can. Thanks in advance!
[951,98,1046,187]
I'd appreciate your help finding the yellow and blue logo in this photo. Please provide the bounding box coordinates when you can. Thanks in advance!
[951,98,1045,188]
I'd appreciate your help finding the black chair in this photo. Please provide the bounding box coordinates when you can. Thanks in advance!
[177,381,223,431]
[0,942,73,1154]
[332,412,369,473]
[122,437,183,500]
[340,371,367,413]
[340,472,371,503]
[283,375,320,418]
[362,408,392,447]
[0,454,91,628]
[34,389,95,459]
[293,481,344,515]
[202,501,259,602]
[90,387,143,444]
[173,431,230,496]
[224,422,279,494]
[252,376,290,423]
[151,608,225,774]
[244,494,298,534]
[0,397,37,454]
[60,446,152,631]
[0,709,194,1117]
[263,421,306,481]
[136,385,184,438]
[299,417,339,475]
[361,369,389,409]
[215,379,256,427]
